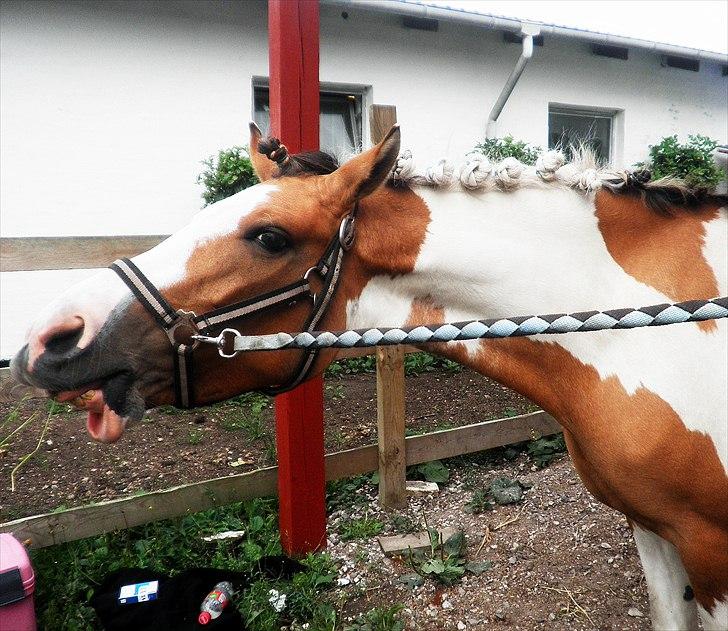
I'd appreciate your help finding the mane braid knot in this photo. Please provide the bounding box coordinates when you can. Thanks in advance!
[258,137,290,166]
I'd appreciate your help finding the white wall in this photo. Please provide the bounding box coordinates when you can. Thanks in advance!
[1,0,726,356]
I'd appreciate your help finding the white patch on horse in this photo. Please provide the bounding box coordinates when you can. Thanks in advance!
[703,209,728,296]
[632,525,699,630]
[132,183,278,289]
[699,598,728,631]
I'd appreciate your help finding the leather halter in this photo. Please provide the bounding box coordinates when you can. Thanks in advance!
[110,209,356,408]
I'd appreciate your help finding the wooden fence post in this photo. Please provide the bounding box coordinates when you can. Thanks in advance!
[269,0,326,555]
[369,104,407,509]
[376,346,407,508]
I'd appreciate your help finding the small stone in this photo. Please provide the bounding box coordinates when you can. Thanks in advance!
[457,622,466,630]
[627,607,644,618]
[442,600,453,609]
[600,542,612,549]
[495,611,506,620]
[336,577,351,586]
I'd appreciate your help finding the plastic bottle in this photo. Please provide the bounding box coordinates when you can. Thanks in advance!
[198,581,234,625]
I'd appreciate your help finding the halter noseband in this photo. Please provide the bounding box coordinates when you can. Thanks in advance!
[110,208,357,408]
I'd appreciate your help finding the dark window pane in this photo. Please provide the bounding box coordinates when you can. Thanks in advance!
[548,109,612,163]
[253,87,362,154]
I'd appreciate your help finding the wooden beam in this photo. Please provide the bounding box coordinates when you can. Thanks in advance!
[0,411,559,549]
[268,0,326,557]
[376,346,407,508]
[0,235,168,272]
[369,105,398,145]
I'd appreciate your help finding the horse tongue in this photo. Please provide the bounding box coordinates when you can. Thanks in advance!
[86,403,126,443]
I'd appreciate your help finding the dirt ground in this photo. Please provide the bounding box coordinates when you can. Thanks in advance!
[0,369,536,520]
[0,368,650,628]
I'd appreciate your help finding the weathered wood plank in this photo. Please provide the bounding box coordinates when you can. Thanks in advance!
[0,411,559,549]
[0,235,168,272]
[369,104,397,144]
[376,346,407,508]
[406,410,560,465]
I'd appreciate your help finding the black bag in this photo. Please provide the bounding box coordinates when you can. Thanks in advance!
[90,556,306,631]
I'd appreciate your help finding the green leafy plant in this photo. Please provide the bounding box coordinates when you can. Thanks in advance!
[198,146,259,206]
[325,352,462,378]
[473,135,540,165]
[410,460,449,484]
[408,528,467,586]
[345,605,405,631]
[338,515,384,541]
[527,434,567,468]
[638,135,723,188]
[326,475,375,511]
[465,489,495,514]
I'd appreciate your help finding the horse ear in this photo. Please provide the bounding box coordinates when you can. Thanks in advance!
[326,125,400,207]
[249,122,277,182]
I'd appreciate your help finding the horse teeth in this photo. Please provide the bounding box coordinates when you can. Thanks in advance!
[71,390,96,408]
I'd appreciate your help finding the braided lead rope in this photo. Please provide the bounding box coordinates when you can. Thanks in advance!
[193,297,728,356]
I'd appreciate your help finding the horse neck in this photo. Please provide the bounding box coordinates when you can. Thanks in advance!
[348,185,645,330]
[345,185,725,427]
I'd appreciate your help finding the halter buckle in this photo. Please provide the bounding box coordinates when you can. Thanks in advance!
[166,310,200,350]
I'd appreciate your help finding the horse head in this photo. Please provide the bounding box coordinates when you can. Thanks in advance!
[10,124,415,442]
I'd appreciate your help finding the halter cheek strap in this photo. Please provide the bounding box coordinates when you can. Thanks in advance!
[109,210,356,408]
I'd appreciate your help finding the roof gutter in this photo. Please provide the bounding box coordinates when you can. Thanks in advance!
[486,22,540,138]
[323,0,728,64]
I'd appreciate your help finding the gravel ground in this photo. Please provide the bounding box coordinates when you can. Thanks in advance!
[323,454,650,631]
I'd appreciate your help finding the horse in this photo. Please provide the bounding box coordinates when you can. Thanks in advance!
[11,124,727,630]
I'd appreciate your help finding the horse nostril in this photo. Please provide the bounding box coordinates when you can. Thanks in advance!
[42,317,85,356]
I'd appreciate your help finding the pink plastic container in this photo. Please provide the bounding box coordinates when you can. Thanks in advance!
[0,533,36,631]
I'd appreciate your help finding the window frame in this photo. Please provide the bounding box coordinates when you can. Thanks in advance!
[547,103,622,164]
[251,77,371,153]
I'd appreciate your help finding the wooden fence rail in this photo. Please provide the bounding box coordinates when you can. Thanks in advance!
[0,411,559,549]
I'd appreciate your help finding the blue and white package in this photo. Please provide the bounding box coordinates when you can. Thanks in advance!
[118,580,159,604]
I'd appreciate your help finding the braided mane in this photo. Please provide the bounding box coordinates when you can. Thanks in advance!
[258,136,727,215]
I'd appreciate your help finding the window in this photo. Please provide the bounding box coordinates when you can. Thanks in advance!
[548,105,616,163]
[253,83,365,155]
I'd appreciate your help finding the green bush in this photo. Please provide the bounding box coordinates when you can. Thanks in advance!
[640,135,723,189]
[198,146,258,206]
[472,134,540,165]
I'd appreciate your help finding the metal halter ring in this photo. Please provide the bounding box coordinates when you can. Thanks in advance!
[339,215,355,250]
[303,266,324,303]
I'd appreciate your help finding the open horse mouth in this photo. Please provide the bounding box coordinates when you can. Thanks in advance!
[54,384,124,443]
[49,370,145,443]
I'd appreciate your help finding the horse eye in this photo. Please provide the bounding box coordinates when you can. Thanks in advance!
[253,229,290,253]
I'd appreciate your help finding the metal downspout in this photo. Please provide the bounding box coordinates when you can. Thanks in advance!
[486,23,541,139]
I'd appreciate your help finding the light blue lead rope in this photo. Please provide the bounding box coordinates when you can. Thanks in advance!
[191,297,728,356]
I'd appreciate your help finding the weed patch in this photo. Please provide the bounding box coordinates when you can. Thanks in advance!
[528,433,567,468]
[345,604,405,631]
[338,516,384,541]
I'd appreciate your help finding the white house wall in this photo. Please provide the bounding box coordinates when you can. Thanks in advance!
[0,0,726,356]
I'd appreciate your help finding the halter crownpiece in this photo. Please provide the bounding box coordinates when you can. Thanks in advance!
[110,207,357,408]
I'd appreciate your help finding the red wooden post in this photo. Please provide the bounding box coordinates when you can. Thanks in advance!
[268,0,326,555]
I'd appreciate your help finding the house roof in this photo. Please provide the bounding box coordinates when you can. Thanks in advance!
[324,0,728,64]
